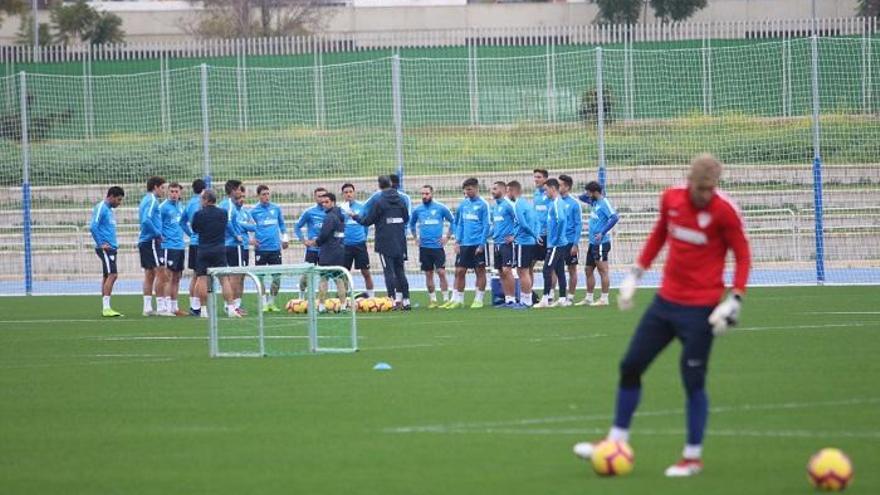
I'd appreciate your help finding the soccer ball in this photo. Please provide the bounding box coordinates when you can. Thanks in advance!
[377,297,394,312]
[358,298,379,313]
[807,448,853,491]
[590,440,635,477]
[285,298,308,314]
[324,298,342,313]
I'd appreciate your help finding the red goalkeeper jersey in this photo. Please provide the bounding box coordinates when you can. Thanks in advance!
[637,186,751,307]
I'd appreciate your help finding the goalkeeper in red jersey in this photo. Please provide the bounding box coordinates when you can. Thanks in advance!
[573,154,751,477]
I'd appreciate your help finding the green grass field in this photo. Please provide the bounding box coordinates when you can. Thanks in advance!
[1,286,878,494]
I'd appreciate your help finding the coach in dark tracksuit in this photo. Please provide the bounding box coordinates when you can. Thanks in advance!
[316,192,346,267]
[354,176,410,310]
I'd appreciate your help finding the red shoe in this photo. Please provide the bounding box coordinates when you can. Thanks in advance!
[664,458,704,477]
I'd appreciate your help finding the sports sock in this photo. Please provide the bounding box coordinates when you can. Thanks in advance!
[267,295,275,306]
[428,291,436,302]
[157,297,167,313]
[234,298,242,309]
[446,290,453,302]
[143,296,153,312]
[226,304,236,317]
[522,292,532,306]
[600,292,609,303]
[504,295,516,304]
[261,294,268,306]
[474,290,485,303]
[686,389,709,446]
[683,444,703,460]
[566,294,574,302]
[171,299,178,312]
[102,296,111,310]
[191,297,201,311]
[451,290,461,303]
[608,426,630,443]
[403,298,410,307]
[613,387,642,430]
[395,293,403,303]
[585,292,594,303]
[367,289,375,298]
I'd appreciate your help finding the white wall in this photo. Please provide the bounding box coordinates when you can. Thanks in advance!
[0,0,862,44]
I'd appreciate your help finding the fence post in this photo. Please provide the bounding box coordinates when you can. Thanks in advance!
[20,72,33,296]
[159,52,170,134]
[236,46,249,131]
[468,41,479,127]
[200,64,212,188]
[596,48,607,191]
[314,42,325,130]
[83,47,94,140]
[862,29,872,114]
[809,35,825,284]
[624,26,634,121]
[701,37,713,116]
[391,53,404,188]
[545,41,556,123]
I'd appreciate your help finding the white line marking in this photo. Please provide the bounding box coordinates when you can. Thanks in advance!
[804,311,880,315]
[384,397,880,434]
[737,323,877,332]
[421,427,880,440]
[0,357,175,370]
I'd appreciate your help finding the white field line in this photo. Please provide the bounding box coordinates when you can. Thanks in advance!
[804,311,880,315]
[737,322,878,332]
[384,397,880,434]
[420,426,880,440]
[0,357,175,369]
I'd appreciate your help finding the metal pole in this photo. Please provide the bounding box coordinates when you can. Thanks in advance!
[596,48,607,191]
[83,48,94,140]
[20,72,33,295]
[468,42,479,127]
[32,0,39,58]
[391,53,404,188]
[862,30,870,114]
[159,53,168,133]
[313,43,325,130]
[545,42,556,123]
[200,64,212,188]
[809,35,825,284]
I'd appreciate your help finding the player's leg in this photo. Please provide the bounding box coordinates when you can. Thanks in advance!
[515,244,534,307]
[378,254,398,303]
[356,243,375,297]
[98,248,122,316]
[593,242,611,306]
[566,246,578,303]
[423,257,437,307]
[447,247,469,309]
[537,247,556,307]
[187,245,201,315]
[471,244,488,309]
[393,255,410,309]
[552,245,568,305]
[170,270,184,315]
[574,297,676,459]
[664,303,715,477]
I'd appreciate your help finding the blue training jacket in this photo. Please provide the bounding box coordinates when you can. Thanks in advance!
[90,200,118,249]
[138,192,162,244]
[490,197,517,245]
[250,201,287,252]
[561,194,583,247]
[513,197,538,246]
[342,200,369,246]
[454,196,491,247]
[409,200,454,249]
[295,204,326,253]
[546,197,570,248]
[159,199,186,250]
[180,195,201,246]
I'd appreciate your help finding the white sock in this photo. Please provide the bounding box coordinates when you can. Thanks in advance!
[551,289,557,300]
[474,290,485,303]
[600,292,609,303]
[395,293,403,303]
[171,299,178,312]
[608,426,630,442]
[157,297,167,313]
[226,304,236,316]
[566,294,574,302]
[234,298,242,309]
[143,296,153,312]
[367,289,375,298]
[446,290,453,302]
[683,444,702,460]
[261,294,268,306]
[267,295,275,306]
[403,298,410,306]
[428,291,436,302]
[522,292,532,306]
[451,290,461,303]
[191,297,201,311]
[102,296,111,310]
[585,292,595,303]
[505,295,515,304]
[541,295,551,305]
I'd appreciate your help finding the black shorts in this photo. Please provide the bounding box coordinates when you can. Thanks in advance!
[455,244,489,270]
[304,250,319,264]
[344,243,371,270]
[493,243,514,271]
[196,248,227,276]
[162,248,185,273]
[419,247,446,272]
[255,250,282,266]
[586,242,612,266]
[187,245,199,270]
[514,243,537,269]
[96,248,118,276]
[138,239,161,269]
[226,246,249,267]
[564,244,579,266]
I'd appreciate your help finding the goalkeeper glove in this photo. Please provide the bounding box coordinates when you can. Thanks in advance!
[617,266,644,311]
[708,293,742,336]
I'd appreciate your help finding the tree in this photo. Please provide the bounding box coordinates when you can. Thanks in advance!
[186,0,335,38]
[593,0,642,24]
[15,14,52,46]
[50,0,125,45]
[593,0,708,24]
[650,0,707,22]
[858,0,880,17]
[0,0,25,29]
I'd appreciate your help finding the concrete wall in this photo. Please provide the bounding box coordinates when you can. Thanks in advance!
[0,0,862,44]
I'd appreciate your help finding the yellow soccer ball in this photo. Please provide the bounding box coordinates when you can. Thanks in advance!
[378,297,394,312]
[324,298,342,313]
[358,298,378,313]
[590,440,635,477]
[285,298,308,314]
[807,448,853,491]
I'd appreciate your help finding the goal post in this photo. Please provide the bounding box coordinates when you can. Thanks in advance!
[207,264,357,358]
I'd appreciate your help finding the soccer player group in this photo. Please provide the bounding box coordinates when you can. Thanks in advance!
[89,168,620,316]
[90,153,751,478]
